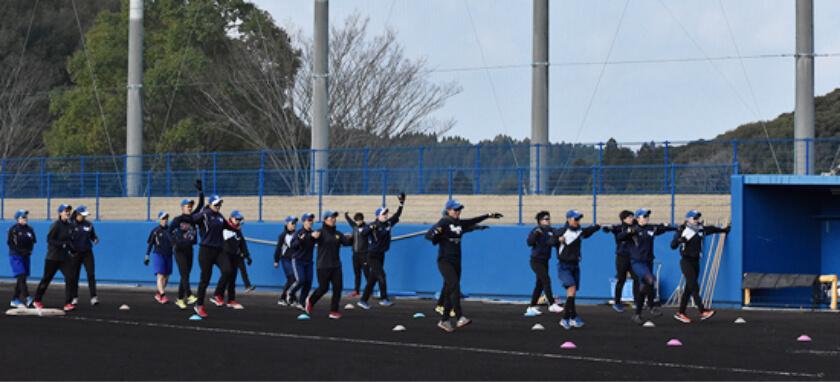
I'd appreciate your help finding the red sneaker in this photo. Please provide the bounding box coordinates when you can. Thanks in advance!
[673,312,691,323]
[32,301,44,309]
[226,301,244,310]
[210,295,224,306]
[305,296,313,315]
[159,295,169,304]
[63,303,76,311]
[700,310,716,320]
[329,312,342,319]
[347,291,360,297]
[194,305,208,318]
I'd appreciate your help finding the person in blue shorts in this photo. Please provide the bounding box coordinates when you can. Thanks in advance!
[622,208,676,324]
[145,211,175,304]
[554,210,600,329]
[274,216,298,306]
[8,209,36,308]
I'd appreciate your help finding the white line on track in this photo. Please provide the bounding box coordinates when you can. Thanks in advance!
[58,316,823,379]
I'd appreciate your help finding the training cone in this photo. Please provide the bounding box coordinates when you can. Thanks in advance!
[189,314,202,321]
[643,321,656,328]
[667,339,683,346]
[524,311,538,317]
[531,323,545,331]
[393,325,406,331]
[734,317,746,324]
[413,313,425,319]
[560,341,576,349]
[344,303,355,310]
[797,335,812,342]
[119,304,130,311]
[297,314,310,320]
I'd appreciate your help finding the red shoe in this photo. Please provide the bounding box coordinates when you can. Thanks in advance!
[32,301,44,309]
[194,305,208,318]
[305,296,313,315]
[347,291,360,297]
[226,301,244,310]
[700,310,716,320]
[155,293,169,304]
[210,295,224,306]
[329,312,341,319]
[63,303,76,311]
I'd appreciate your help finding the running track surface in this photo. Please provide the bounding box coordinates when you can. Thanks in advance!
[2,283,838,381]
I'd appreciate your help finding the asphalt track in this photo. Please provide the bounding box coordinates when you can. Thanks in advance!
[2,282,839,381]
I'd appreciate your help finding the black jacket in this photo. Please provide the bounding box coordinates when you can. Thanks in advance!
[7,223,36,257]
[273,228,296,263]
[222,220,249,259]
[289,227,316,262]
[169,193,204,248]
[554,223,600,264]
[670,223,729,258]
[147,224,174,257]
[344,213,369,254]
[70,219,97,253]
[526,224,555,260]
[314,224,353,269]
[605,223,633,258]
[362,205,403,255]
[425,214,490,265]
[621,224,676,262]
[46,219,73,261]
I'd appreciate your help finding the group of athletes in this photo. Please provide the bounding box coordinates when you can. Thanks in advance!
[7,179,729,332]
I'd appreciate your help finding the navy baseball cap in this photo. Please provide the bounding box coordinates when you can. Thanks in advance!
[285,216,298,223]
[57,204,72,213]
[14,209,28,220]
[686,210,701,219]
[323,210,338,219]
[158,210,170,220]
[635,208,651,218]
[375,207,389,216]
[566,210,583,220]
[302,213,315,221]
[445,199,464,210]
[230,210,244,220]
[77,205,90,216]
[181,198,194,207]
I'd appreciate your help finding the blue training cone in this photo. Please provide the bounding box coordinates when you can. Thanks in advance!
[189,314,202,321]
[413,313,425,319]
[297,314,311,320]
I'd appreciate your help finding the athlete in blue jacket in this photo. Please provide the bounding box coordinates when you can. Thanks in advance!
[145,211,174,304]
[524,211,563,316]
[8,209,36,308]
[621,208,676,324]
[554,210,600,329]
[274,216,298,306]
[602,210,638,312]
[289,213,319,310]
[69,205,99,306]
[357,192,405,308]
[191,195,233,318]
[168,179,203,309]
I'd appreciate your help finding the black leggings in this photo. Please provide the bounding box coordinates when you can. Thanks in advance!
[34,259,75,304]
[309,267,343,312]
[236,258,252,288]
[174,246,194,300]
[214,254,243,302]
[196,246,232,306]
[679,257,706,313]
[352,252,370,292]
[438,260,462,319]
[361,254,387,302]
[530,258,554,306]
[14,274,30,300]
[614,255,638,304]
[72,250,96,298]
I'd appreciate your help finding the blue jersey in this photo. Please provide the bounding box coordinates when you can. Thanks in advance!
[7,223,36,257]
[147,225,174,257]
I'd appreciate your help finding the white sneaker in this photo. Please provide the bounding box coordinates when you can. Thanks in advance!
[71,297,79,306]
[525,306,543,316]
[90,296,100,306]
[548,303,564,313]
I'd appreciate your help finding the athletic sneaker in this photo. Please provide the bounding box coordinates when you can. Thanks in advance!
[631,314,644,324]
[187,295,198,305]
[456,316,472,328]
[10,300,23,308]
[379,299,394,307]
[612,304,625,313]
[175,299,188,310]
[194,305,208,318]
[357,301,371,310]
[700,310,716,320]
[674,312,691,323]
[548,303,564,313]
[155,293,169,304]
[226,301,244,310]
[650,307,663,316]
[25,297,33,308]
[277,297,289,306]
[32,301,44,309]
[525,306,543,316]
[209,295,224,306]
[437,320,454,332]
[245,285,256,293]
[329,312,342,319]
[305,296,313,314]
[435,305,455,317]
[347,291,360,297]
[571,317,585,328]
[63,303,76,311]
[90,296,100,306]
[291,302,303,310]
[559,318,572,330]
[71,297,78,306]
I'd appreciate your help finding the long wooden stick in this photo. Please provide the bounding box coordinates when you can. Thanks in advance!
[699,232,717,303]
[244,230,428,247]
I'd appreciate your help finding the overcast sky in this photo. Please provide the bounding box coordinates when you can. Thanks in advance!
[251,0,840,146]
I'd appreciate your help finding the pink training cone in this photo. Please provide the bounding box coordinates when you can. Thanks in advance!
[667,339,683,346]
[560,341,577,349]
[797,335,812,342]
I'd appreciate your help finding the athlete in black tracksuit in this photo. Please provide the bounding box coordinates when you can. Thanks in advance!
[524,211,563,315]
[274,217,298,305]
[8,212,36,306]
[306,211,353,318]
[344,212,370,296]
[33,204,76,310]
[425,199,500,331]
[670,210,729,323]
[359,192,405,307]
[192,195,232,318]
[213,213,250,308]
[70,208,98,305]
[603,210,638,312]
[621,208,676,324]
[168,180,204,306]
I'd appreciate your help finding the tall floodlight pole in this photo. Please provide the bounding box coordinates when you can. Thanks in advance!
[795,0,814,175]
[531,0,549,194]
[126,0,144,196]
[312,0,329,193]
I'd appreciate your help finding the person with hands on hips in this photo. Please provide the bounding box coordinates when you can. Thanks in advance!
[145,211,175,304]
[554,209,600,329]
[357,192,405,309]
[670,210,729,323]
[425,199,501,332]
[32,204,76,311]
[8,209,36,308]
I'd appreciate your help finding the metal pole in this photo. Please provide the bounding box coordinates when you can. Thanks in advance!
[795,0,814,175]
[126,0,144,196]
[530,0,549,194]
[312,0,330,191]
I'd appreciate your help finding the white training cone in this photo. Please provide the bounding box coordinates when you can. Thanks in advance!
[119,304,130,311]
[734,317,746,324]
[392,325,407,331]
[344,303,355,310]
[560,341,576,349]
[797,335,812,342]
[531,323,545,331]
[643,321,656,328]
[667,339,683,346]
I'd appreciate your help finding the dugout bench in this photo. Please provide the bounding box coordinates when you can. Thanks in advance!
[742,273,838,310]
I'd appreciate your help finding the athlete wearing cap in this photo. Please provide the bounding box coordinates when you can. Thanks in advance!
[274,216,299,305]
[8,209,36,308]
[69,205,99,306]
[555,209,600,329]
[288,212,320,311]
[670,210,729,323]
[168,179,204,309]
[602,210,639,312]
[621,208,677,324]
[32,204,76,311]
[191,194,234,318]
[344,212,370,297]
[357,192,405,309]
[425,199,501,332]
[305,210,353,319]
[524,211,564,316]
[209,210,250,309]
[145,211,175,304]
